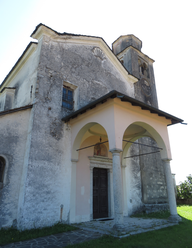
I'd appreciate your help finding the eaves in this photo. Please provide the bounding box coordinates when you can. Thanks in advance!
[62,90,183,125]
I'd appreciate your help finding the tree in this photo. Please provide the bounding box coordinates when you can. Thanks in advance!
[177,174,192,199]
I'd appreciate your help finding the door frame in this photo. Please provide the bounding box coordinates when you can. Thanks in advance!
[89,156,114,220]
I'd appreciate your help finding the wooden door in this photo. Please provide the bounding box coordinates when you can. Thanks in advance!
[93,168,108,219]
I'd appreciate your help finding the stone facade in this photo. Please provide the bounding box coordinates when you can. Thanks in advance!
[0,24,180,229]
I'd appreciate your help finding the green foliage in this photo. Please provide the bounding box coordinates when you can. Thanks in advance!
[177,174,192,199]
[0,222,78,246]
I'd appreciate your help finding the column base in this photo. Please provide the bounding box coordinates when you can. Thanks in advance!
[113,224,126,234]
[114,213,124,226]
[113,213,124,231]
[168,214,182,223]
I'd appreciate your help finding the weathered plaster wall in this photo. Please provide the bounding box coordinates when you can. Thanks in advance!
[16,37,71,228]
[139,137,168,204]
[17,35,136,229]
[124,143,143,216]
[122,48,158,108]
[0,109,31,228]
[124,138,168,216]
[18,108,72,229]
[39,35,135,114]
[123,135,169,216]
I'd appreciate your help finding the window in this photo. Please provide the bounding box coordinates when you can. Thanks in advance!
[138,58,149,78]
[62,86,73,110]
[0,157,5,189]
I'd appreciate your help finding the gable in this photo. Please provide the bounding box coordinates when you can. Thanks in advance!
[31,24,138,85]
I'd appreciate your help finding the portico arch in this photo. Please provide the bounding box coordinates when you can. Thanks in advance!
[121,122,169,215]
[71,122,97,161]
[122,121,170,165]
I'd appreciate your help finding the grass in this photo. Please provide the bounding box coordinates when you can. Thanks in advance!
[67,205,192,248]
[1,205,192,248]
[0,222,78,246]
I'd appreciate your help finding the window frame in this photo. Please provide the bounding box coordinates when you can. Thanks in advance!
[62,86,74,110]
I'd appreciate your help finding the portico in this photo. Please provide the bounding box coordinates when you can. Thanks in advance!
[62,91,182,227]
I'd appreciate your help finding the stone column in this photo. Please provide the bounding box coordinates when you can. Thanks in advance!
[109,148,124,228]
[163,159,182,222]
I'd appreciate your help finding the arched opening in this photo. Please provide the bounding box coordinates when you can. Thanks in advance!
[70,122,113,223]
[0,156,5,189]
[71,122,109,161]
[122,122,169,216]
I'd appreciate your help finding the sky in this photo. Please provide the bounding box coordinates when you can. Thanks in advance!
[0,0,191,184]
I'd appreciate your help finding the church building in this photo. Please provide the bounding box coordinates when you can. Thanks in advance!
[0,24,183,229]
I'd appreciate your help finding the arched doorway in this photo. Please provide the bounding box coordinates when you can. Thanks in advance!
[70,122,114,223]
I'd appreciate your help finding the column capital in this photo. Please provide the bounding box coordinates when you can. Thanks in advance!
[109,148,123,154]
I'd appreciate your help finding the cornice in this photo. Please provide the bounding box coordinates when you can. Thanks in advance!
[31,25,57,40]
[0,104,33,117]
[88,156,112,168]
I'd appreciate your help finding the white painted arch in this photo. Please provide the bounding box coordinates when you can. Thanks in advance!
[70,98,172,161]
[71,122,109,161]
[122,121,170,166]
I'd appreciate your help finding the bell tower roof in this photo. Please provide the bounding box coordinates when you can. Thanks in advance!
[112,35,142,55]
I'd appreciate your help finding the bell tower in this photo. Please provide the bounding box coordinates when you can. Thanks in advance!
[112,35,158,108]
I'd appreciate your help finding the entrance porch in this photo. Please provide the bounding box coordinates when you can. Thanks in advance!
[63,91,183,228]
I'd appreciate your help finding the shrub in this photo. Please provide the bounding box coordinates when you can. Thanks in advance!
[177,174,192,199]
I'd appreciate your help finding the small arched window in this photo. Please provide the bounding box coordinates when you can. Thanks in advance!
[0,157,5,189]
